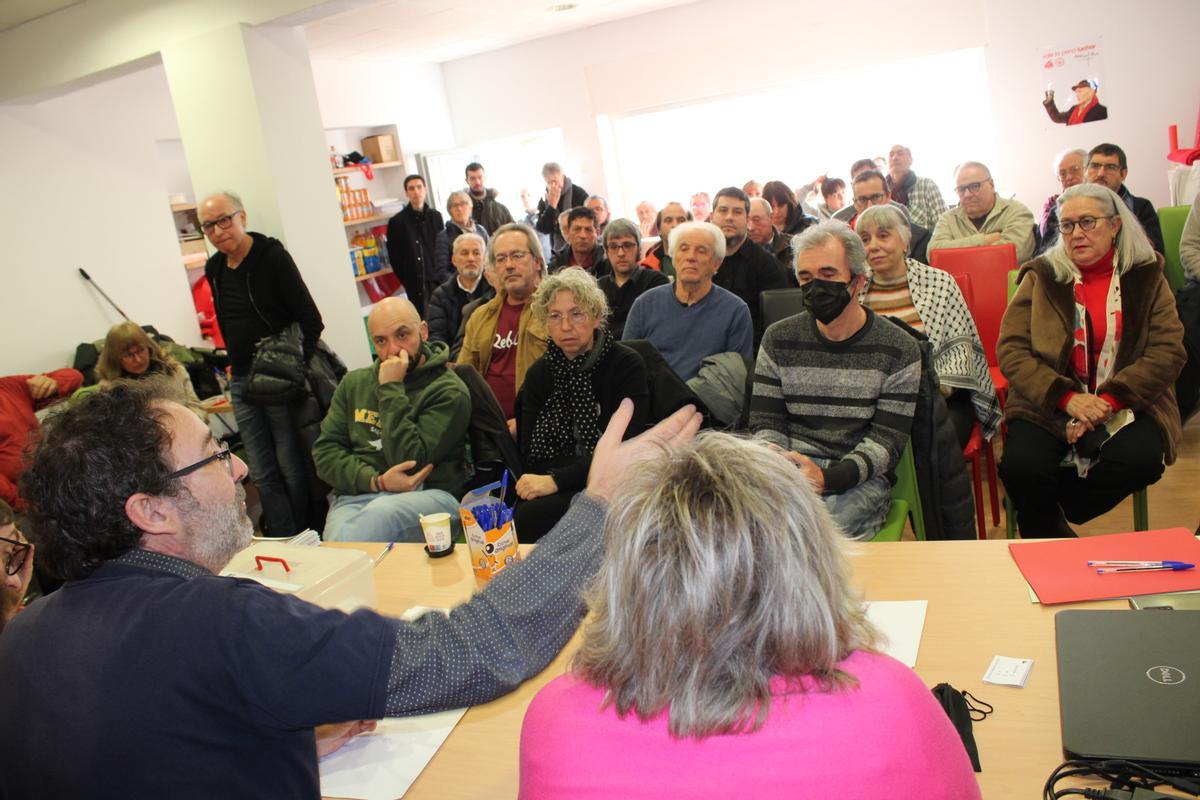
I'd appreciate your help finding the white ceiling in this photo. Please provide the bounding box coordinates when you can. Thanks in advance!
[303,0,696,63]
[0,0,81,32]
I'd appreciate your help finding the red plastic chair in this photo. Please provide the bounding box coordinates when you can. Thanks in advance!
[940,263,1008,537]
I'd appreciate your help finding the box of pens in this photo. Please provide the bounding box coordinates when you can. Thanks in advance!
[458,472,519,581]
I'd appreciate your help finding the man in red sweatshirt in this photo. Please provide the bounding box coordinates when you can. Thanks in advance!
[0,369,82,509]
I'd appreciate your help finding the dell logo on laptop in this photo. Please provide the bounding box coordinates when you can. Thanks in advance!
[1146,666,1186,685]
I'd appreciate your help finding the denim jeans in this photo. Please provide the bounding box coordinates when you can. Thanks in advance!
[229,376,310,537]
[808,455,891,539]
[322,489,461,543]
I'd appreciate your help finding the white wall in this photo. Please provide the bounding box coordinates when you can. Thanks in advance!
[309,58,457,171]
[441,0,1200,213]
[0,65,204,375]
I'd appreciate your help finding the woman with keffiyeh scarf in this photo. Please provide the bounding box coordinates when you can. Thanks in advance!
[514,269,649,541]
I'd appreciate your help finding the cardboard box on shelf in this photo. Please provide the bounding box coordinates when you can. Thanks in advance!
[361,134,397,164]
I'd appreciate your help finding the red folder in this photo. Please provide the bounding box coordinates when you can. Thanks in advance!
[1009,528,1200,605]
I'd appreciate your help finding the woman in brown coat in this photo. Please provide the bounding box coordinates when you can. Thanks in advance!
[997,183,1184,537]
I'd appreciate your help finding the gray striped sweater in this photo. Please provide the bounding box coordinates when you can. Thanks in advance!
[750,309,921,493]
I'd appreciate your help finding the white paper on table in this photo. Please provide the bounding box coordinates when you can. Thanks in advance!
[863,600,928,668]
[319,708,468,800]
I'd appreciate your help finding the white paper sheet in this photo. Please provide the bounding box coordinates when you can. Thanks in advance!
[319,708,468,800]
[863,600,928,668]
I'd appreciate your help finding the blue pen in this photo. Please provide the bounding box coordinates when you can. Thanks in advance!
[1095,561,1195,574]
[500,470,509,507]
[373,542,395,567]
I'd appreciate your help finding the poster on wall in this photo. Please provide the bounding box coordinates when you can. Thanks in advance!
[1037,37,1108,127]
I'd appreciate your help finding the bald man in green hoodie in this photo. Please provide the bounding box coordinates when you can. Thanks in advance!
[314,298,471,542]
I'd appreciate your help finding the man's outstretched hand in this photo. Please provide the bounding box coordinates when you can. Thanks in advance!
[585,400,703,503]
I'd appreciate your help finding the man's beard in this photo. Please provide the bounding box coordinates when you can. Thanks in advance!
[725,232,747,249]
[178,484,254,572]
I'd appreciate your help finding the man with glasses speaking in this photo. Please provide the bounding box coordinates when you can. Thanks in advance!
[929,161,1036,263]
[457,223,549,435]
[201,191,324,538]
[0,376,704,796]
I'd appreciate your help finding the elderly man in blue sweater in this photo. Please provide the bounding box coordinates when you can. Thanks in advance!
[621,221,753,381]
[750,221,921,538]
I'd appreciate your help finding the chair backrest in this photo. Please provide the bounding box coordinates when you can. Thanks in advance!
[876,439,926,541]
[448,362,523,482]
[759,288,805,330]
[929,243,1019,367]
[1158,205,1191,292]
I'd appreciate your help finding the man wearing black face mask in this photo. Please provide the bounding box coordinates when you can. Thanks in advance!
[749,221,921,538]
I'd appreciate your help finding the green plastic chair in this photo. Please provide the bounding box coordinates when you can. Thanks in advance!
[1003,486,1148,538]
[1007,269,1020,302]
[872,441,926,541]
[1158,205,1191,293]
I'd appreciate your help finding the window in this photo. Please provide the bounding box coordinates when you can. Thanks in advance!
[605,48,991,213]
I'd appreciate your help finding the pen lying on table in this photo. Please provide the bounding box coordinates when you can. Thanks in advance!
[1087,560,1195,574]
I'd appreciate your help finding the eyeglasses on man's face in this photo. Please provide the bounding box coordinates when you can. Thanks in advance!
[200,212,241,235]
[606,240,638,253]
[954,180,991,197]
[493,250,530,266]
[166,445,234,481]
[1087,162,1123,174]
[855,192,887,205]
[1,534,30,577]
[1058,215,1116,235]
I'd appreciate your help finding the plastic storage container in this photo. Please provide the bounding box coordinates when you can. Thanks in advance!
[221,542,376,612]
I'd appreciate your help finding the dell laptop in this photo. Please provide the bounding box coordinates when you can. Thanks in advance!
[1056,609,1200,777]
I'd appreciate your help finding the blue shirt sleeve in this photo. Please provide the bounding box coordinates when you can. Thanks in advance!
[729,298,753,359]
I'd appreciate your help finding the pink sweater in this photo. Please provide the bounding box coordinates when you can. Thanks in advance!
[520,650,981,799]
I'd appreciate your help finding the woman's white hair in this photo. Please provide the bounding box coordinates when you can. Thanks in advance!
[1044,183,1156,282]
[856,205,913,253]
[573,432,878,739]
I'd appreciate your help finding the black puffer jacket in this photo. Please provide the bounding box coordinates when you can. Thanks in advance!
[881,316,976,539]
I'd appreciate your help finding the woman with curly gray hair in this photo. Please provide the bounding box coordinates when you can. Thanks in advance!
[513,269,649,541]
[519,432,980,797]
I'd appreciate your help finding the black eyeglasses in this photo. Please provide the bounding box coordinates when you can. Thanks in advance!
[855,192,887,205]
[1058,215,1115,235]
[166,445,234,481]
[954,180,991,196]
[199,212,241,234]
[1,534,31,577]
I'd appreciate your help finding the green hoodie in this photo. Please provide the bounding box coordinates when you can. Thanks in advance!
[313,340,471,496]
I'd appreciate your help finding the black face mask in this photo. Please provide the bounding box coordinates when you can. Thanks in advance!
[802,277,854,324]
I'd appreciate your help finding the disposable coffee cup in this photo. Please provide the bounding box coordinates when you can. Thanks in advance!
[419,512,454,558]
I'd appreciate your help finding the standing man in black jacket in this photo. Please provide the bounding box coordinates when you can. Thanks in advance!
[465,162,514,234]
[709,187,790,347]
[200,191,323,536]
[386,175,443,315]
[535,162,588,254]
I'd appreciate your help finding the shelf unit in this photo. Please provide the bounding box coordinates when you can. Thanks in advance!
[327,124,408,319]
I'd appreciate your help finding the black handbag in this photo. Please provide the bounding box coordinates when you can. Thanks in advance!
[244,323,307,406]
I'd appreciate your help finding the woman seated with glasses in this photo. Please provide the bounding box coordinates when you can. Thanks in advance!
[513,269,648,542]
[998,183,1185,538]
[519,433,980,798]
[1,499,33,635]
[857,204,1002,447]
[95,322,199,403]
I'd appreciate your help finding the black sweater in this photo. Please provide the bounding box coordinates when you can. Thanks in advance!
[204,233,324,375]
[517,339,648,492]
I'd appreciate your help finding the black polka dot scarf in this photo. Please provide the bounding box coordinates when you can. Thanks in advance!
[528,327,613,464]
